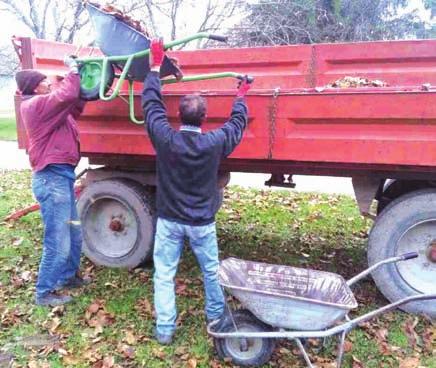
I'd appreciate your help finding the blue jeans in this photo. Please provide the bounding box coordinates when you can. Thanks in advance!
[153,217,225,335]
[32,169,82,297]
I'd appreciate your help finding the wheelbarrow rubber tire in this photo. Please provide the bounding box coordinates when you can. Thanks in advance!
[368,189,436,318]
[77,179,155,268]
[214,309,275,367]
[79,61,115,101]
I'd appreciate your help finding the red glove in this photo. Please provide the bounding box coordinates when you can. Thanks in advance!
[149,38,165,71]
[236,76,251,98]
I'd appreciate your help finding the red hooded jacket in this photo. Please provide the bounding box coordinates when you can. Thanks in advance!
[20,72,85,172]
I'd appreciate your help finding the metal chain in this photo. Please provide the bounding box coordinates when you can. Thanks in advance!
[267,87,280,160]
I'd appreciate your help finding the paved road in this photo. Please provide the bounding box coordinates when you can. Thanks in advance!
[0,140,354,196]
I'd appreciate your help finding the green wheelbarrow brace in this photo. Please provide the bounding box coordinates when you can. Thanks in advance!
[76,2,253,124]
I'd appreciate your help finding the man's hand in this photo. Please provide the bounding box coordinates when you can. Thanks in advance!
[149,38,165,72]
[236,75,252,98]
[64,55,79,74]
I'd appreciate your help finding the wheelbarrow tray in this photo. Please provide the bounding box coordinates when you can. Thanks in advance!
[219,258,358,330]
[86,2,180,81]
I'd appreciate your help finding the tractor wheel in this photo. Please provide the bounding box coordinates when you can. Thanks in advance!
[368,189,436,317]
[77,179,155,268]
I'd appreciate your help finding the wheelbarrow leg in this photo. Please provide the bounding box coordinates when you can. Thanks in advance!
[294,338,315,368]
[336,329,348,368]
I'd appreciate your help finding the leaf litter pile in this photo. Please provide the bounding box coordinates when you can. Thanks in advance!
[87,1,150,36]
[0,170,434,367]
[326,76,387,88]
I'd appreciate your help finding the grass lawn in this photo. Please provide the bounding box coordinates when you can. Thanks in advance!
[0,117,17,141]
[0,170,434,367]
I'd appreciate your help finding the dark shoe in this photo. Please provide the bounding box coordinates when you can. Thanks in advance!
[35,292,73,306]
[208,307,232,332]
[62,276,91,289]
[155,331,173,345]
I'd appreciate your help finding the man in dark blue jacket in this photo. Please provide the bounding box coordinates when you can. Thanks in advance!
[142,39,251,345]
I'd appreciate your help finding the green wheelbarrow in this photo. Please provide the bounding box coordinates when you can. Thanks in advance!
[76,2,253,124]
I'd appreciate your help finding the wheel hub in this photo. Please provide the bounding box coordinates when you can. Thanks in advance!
[427,241,436,263]
[109,217,124,232]
[226,327,263,360]
[82,196,138,258]
[396,219,436,294]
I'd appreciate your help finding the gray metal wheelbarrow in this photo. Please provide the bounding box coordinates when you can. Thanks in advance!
[207,253,436,367]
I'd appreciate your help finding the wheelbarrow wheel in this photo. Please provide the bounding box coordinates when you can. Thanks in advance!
[79,61,115,101]
[214,309,275,367]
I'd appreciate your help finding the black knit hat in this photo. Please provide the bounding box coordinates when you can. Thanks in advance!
[15,69,47,95]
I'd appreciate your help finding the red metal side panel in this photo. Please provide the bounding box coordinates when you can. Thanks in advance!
[27,38,102,76]
[14,37,436,173]
[164,45,313,91]
[81,94,270,159]
[314,40,436,87]
[273,90,436,166]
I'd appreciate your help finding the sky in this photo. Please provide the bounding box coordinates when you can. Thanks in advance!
[0,0,433,111]
[0,0,433,48]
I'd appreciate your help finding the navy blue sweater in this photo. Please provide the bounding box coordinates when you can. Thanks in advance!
[142,72,248,225]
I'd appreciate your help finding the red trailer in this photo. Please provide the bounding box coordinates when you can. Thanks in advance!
[13,37,436,317]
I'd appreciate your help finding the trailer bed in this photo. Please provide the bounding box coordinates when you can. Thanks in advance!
[14,37,436,178]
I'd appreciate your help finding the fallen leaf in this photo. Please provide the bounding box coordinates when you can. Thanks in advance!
[152,348,166,359]
[404,318,419,348]
[175,346,188,356]
[343,340,353,353]
[50,317,62,333]
[188,358,197,368]
[12,237,23,246]
[94,324,104,336]
[50,305,65,316]
[135,298,152,317]
[421,325,435,353]
[351,355,364,368]
[20,270,32,282]
[375,328,388,342]
[63,355,80,365]
[88,301,102,314]
[399,357,420,368]
[118,344,135,359]
[102,356,115,368]
[124,330,137,345]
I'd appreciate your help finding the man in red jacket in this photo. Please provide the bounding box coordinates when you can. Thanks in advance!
[15,57,89,306]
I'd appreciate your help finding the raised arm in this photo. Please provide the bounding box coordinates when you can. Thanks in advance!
[141,38,172,146]
[220,77,251,157]
[220,98,248,157]
[33,71,81,126]
[141,71,172,145]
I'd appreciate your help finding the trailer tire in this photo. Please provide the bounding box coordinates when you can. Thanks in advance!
[214,309,275,367]
[368,189,436,317]
[77,179,155,268]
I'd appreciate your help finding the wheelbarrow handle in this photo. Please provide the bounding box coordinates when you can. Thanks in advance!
[346,251,419,287]
[401,252,418,260]
[208,34,228,43]
[161,72,254,85]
